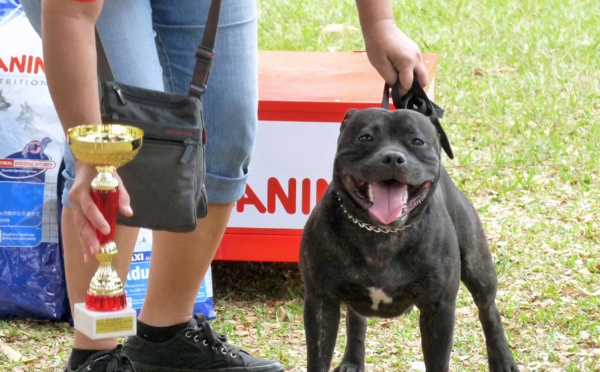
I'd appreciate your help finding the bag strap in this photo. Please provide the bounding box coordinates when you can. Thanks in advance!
[95,0,221,99]
[188,0,221,98]
[95,28,115,82]
[381,74,445,119]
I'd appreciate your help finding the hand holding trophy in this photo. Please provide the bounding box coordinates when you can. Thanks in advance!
[67,124,143,340]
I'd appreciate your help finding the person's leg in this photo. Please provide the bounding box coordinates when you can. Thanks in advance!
[138,204,233,326]
[121,1,281,371]
[139,0,259,328]
[21,0,161,368]
[67,0,163,352]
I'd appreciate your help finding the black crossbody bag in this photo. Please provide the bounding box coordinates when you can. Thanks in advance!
[95,0,221,232]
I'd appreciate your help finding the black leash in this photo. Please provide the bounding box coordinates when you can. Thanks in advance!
[381,74,444,118]
[381,74,454,159]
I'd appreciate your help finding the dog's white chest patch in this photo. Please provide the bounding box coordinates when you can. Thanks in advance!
[368,287,393,310]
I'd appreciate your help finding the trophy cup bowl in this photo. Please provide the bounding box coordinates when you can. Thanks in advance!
[68,124,144,170]
[67,124,143,339]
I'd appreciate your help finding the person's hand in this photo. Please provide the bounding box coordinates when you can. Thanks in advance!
[68,160,133,263]
[361,19,429,97]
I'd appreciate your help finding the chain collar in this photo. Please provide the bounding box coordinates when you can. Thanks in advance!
[336,192,411,234]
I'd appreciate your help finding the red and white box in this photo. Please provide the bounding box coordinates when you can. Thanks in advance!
[215,51,438,262]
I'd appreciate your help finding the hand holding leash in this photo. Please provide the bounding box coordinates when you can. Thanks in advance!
[356,0,429,96]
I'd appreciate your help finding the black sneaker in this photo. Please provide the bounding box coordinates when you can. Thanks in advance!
[122,313,284,372]
[64,345,135,372]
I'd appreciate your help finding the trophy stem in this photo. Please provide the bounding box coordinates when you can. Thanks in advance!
[86,178,127,311]
[91,186,119,244]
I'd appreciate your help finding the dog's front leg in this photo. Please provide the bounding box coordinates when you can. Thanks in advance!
[333,308,367,372]
[461,249,519,371]
[418,301,456,372]
[304,294,341,372]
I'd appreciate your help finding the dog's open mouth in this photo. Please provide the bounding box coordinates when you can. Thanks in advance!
[344,176,431,225]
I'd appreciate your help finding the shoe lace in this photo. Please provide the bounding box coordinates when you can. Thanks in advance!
[94,345,134,372]
[188,314,244,358]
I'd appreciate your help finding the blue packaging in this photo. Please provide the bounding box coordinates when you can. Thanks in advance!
[0,0,69,320]
[124,229,215,319]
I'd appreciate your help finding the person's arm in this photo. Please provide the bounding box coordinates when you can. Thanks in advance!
[42,0,132,261]
[355,0,428,96]
[42,0,103,129]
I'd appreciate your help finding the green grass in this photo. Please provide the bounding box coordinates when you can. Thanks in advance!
[2,0,599,370]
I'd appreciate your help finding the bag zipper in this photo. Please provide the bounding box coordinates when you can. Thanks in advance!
[113,85,127,104]
[143,136,199,164]
[112,85,190,109]
[181,138,197,164]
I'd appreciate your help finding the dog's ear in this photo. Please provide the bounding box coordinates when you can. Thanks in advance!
[430,115,454,159]
[341,109,358,131]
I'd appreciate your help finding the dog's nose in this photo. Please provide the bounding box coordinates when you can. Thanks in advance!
[382,151,406,165]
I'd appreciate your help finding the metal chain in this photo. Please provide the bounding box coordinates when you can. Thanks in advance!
[336,193,411,234]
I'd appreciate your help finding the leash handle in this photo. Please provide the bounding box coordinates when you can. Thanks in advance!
[381,74,445,119]
[381,74,454,159]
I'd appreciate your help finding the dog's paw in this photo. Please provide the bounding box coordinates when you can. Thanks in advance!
[332,362,364,372]
[488,349,520,372]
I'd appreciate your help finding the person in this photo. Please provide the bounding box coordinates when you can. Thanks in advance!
[20,0,429,371]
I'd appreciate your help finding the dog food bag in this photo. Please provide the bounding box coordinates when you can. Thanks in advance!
[0,1,69,320]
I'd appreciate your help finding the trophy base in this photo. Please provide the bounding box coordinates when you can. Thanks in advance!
[74,302,137,340]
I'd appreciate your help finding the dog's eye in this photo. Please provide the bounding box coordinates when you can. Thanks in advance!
[358,134,373,142]
[411,138,425,146]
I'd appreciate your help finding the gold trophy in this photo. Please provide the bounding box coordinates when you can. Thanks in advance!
[67,124,143,340]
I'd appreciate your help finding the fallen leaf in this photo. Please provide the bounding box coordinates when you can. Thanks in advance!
[277,306,288,320]
[0,339,23,362]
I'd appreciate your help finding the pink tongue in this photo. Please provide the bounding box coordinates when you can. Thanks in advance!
[368,182,407,225]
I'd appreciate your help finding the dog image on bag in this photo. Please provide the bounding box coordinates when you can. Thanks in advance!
[0,89,11,111]
[299,107,519,371]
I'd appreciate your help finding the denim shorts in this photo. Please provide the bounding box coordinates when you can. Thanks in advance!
[21,0,258,206]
